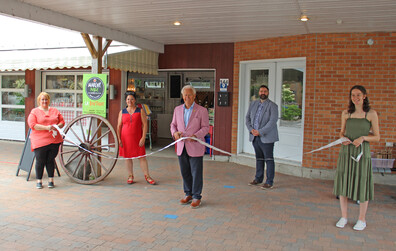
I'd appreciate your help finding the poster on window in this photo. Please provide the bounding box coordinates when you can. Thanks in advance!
[82,74,107,117]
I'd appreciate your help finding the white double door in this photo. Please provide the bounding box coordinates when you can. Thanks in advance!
[238,58,306,163]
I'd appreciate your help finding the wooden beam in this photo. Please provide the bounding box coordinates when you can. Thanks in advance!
[103,39,112,55]
[81,33,98,58]
[94,36,103,73]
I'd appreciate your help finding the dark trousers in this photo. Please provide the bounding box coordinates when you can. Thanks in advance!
[34,143,60,180]
[178,147,203,200]
[252,137,275,185]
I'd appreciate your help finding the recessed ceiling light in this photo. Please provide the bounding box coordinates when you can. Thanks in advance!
[300,15,309,22]
[173,21,181,26]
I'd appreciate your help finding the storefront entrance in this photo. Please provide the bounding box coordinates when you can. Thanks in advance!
[238,58,306,163]
[126,70,215,149]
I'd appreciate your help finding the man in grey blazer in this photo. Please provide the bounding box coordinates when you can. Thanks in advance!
[245,85,279,189]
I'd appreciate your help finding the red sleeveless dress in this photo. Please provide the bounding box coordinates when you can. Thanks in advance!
[119,107,146,158]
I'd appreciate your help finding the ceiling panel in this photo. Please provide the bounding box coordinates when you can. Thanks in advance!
[4,0,396,47]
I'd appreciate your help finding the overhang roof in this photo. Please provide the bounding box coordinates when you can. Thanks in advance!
[1,0,395,54]
[0,15,158,74]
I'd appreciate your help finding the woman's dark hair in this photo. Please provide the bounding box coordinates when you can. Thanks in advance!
[348,85,371,113]
[124,91,136,100]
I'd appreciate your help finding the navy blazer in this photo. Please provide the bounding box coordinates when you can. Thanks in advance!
[245,99,279,143]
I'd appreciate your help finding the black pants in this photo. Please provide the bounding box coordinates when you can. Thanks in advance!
[33,143,60,179]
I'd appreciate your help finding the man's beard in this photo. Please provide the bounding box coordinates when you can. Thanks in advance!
[260,94,268,100]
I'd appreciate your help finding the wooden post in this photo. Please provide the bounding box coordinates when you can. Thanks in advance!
[81,33,112,178]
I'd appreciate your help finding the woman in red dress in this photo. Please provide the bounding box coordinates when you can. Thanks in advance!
[117,91,156,185]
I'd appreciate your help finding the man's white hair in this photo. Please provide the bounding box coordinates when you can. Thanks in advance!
[181,85,196,95]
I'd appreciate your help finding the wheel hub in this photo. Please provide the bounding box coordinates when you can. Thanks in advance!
[79,143,91,153]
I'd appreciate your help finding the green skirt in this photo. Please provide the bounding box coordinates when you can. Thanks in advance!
[333,142,374,202]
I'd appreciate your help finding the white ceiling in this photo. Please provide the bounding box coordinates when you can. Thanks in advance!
[1,0,395,53]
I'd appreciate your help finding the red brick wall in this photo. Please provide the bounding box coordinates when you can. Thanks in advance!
[233,32,396,169]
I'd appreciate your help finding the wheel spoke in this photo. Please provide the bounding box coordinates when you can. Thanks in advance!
[87,117,93,142]
[60,148,79,155]
[82,156,88,181]
[91,154,108,172]
[72,154,85,177]
[79,119,87,142]
[87,156,98,179]
[90,129,110,145]
[69,127,84,144]
[64,152,83,166]
[91,150,115,160]
[63,138,79,147]
[92,143,116,149]
[89,120,104,144]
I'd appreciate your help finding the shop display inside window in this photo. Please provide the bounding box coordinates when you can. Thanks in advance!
[188,80,211,89]
[127,78,165,118]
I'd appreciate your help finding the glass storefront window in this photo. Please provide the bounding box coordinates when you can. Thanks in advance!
[250,70,269,101]
[45,75,75,90]
[280,68,304,128]
[77,75,83,90]
[0,74,25,123]
[76,93,83,108]
[49,92,75,108]
[1,75,25,89]
[2,108,25,121]
[2,91,25,105]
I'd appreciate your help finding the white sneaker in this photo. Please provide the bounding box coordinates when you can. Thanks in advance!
[353,220,366,231]
[336,218,348,228]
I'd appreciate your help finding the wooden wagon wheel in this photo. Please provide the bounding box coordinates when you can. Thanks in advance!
[58,114,119,184]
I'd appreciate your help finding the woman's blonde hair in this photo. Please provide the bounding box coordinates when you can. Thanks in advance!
[37,92,51,106]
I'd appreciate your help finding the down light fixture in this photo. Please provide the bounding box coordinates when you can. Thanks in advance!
[300,15,309,22]
[173,21,181,26]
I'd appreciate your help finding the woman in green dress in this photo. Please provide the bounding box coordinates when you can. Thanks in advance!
[334,85,380,231]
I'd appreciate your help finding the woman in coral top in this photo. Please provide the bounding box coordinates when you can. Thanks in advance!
[28,92,64,189]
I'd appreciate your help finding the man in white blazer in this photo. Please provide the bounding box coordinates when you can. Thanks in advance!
[170,85,209,208]
[245,85,279,189]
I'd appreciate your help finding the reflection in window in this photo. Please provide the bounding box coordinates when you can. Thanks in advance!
[250,70,269,101]
[77,75,83,90]
[2,108,25,121]
[49,93,75,108]
[1,75,25,89]
[188,80,210,89]
[280,68,303,128]
[46,75,75,90]
[1,74,25,122]
[2,92,25,105]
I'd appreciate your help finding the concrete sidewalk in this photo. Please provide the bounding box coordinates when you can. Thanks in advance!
[0,140,395,250]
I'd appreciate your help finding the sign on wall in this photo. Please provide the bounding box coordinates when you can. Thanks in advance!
[83,74,107,117]
[220,78,229,92]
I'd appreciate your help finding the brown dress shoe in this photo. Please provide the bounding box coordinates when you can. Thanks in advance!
[180,195,193,204]
[190,199,201,209]
[248,180,261,186]
[261,183,273,189]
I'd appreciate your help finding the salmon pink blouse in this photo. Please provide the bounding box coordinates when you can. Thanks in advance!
[28,107,65,151]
